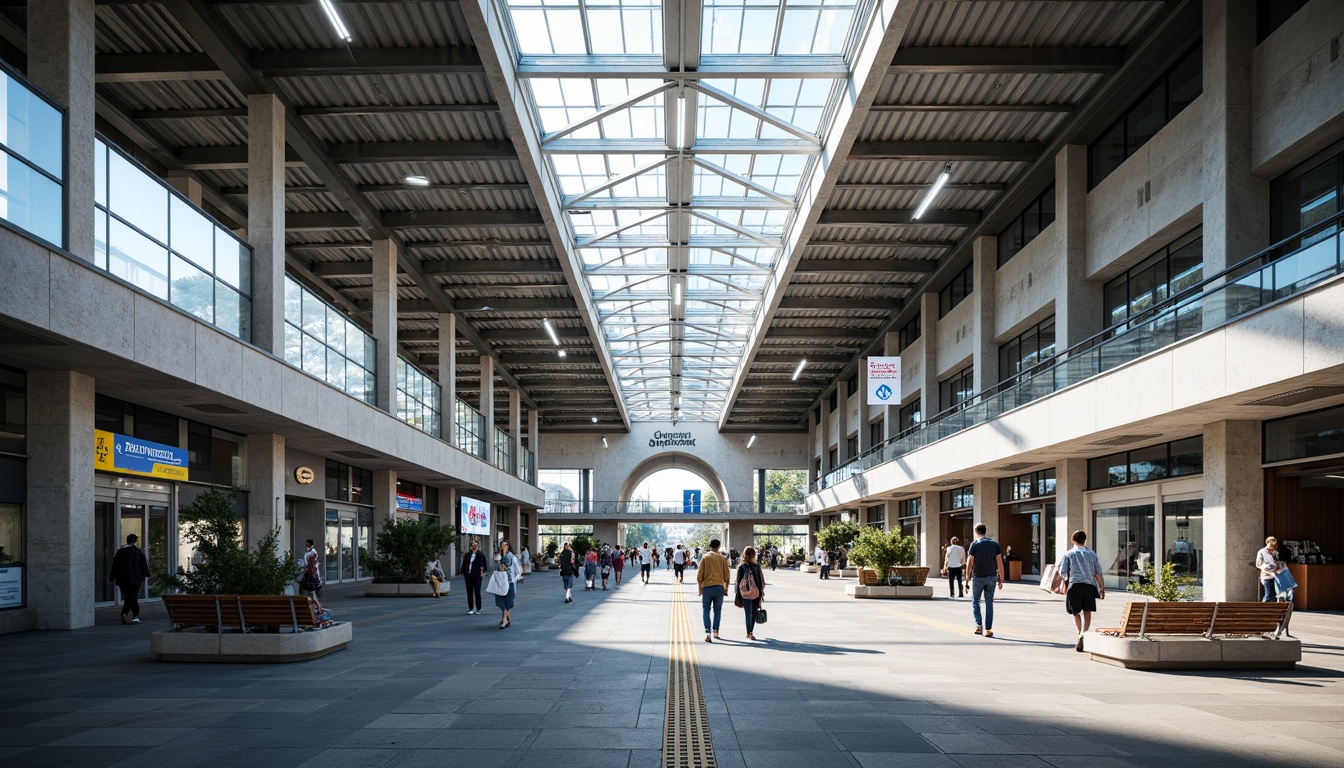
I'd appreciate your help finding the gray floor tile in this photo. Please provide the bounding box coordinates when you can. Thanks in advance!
[829,731,940,753]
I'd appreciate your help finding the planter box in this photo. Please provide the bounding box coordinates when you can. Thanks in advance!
[846,584,934,599]
[151,623,352,663]
[803,565,820,573]
[365,582,450,597]
[1086,633,1300,670]
[833,568,858,577]
[888,566,930,586]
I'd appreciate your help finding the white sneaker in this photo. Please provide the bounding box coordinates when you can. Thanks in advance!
[130,617,141,624]
[466,609,476,615]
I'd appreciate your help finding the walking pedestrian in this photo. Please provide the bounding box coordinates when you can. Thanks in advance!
[965,524,1005,637]
[639,542,653,584]
[1256,536,1285,602]
[299,539,322,599]
[559,541,578,603]
[652,548,660,569]
[493,541,519,629]
[584,547,599,590]
[665,547,674,569]
[735,546,766,641]
[612,545,626,585]
[109,533,150,625]
[426,555,445,598]
[943,537,966,598]
[673,543,687,583]
[1057,530,1106,651]
[600,546,613,590]
[519,545,531,584]
[821,549,833,580]
[813,543,826,578]
[697,539,731,643]
[459,539,488,615]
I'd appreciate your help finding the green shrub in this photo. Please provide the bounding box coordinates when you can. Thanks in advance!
[544,540,560,561]
[367,517,458,584]
[817,520,862,553]
[571,534,595,558]
[153,488,298,596]
[1129,562,1198,602]
[848,526,918,576]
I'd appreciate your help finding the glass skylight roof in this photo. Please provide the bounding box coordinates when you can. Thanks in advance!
[499,0,873,421]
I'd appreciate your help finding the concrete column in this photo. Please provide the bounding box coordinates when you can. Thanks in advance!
[1055,459,1088,564]
[479,356,495,462]
[246,94,286,353]
[1055,145,1101,347]
[919,491,940,571]
[919,293,939,418]
[857,363,873,454]
[1203,420,1263,602]
[527,406,540,472]
[808,515,819,551]
[372,239,398,413]
[505,506,523,550]
[806,409,818,483]
[372,470,396,540]
[509,388,522,476]
[438,313,457,444]
[26,370,95,630]
[728,521,754,558]
[437,485,456,569]
[971,236,999,394]
[592,520,619,548]
[28,0,95,261]
[972,477,1001,546]
[244,433,285,551]
[818,390,832,470]
[1202,0,1269,276]
[166,172,204,206]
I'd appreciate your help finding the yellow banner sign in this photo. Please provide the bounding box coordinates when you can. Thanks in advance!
[94,429,190,481]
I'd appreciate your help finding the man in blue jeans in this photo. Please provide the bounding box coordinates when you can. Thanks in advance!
[964,524,1004,637]
[697,539,731,642]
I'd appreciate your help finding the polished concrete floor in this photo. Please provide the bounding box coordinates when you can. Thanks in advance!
[2,565,1343,768]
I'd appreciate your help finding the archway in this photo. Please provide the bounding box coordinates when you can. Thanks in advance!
[618,451,730,509]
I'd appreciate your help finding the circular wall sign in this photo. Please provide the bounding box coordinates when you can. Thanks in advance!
[294,466,316,484]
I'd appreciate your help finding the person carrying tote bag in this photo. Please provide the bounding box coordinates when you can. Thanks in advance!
[490,541,519,629]
[734,546,766,641]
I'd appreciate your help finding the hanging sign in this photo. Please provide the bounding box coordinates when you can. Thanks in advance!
[683,490,701,514]
[461,495,491,535]
[396,492,424,512]
[94,430,189,481]
[866,357,902,405]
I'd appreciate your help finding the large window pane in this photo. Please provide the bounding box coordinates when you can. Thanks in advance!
[108,151,168,243]
[1090,121,1125,188]
[170,253,214,324]
[170,195,214,272]
[0,150,62,245]
[0,73,63,178]
[1167,45,1202,117]
[215,227,249,294]
[108,217,168,299]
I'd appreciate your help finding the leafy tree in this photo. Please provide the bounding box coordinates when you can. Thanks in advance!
[848,526,918,577]
[816,520,862,553]
[367,516,457,584]
[153,488,298,596]
[765,470,807,502]
[1129,562,1198,602]
[624,522,664,549]
[544,540,560,561]
[685,524,722,550]
[571,534,595,558]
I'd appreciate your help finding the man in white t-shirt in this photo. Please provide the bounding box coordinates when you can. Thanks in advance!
[672,544,687,583]
[813,544,826,578]
[942,537,967,598]
[639,542,653,584]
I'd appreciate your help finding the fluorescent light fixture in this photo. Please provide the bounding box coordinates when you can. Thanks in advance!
[791,358,807,381]
[675,91,686,149]
[317,0,353,43]
[673,282,682,306]
[542,318,561,346]
[747,433,757,448]
[912,164,952,220]
[400,174,430,187]
[601,435,609,448]
[558,350,567,358]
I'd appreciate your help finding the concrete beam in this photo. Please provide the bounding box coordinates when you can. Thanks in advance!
[778,297,900,311]
[847,141,1043,162]
[890,46,1124,74]
[765,328,875,340]
[251,46,485,77]
[94,52,222,82]
[794,259,937,274]
[817,209,982,227]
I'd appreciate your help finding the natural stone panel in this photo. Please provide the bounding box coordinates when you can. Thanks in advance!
[1301,282,1344,373]
[50,254,133,358]
[935,294,973,378]
[1091,353,1173,434]
[237,347,284,414]
[1169,330,1229,411]
[1221,637,1302,663]
[900,336,923,404]
[0,233,53,330]
[132,294,197,383]
[993,222,1059,339]
[245,433,285,549]
[1054,459,1086,562]
[1250,0,1344,175]
[345,400,379,451]
[277,366,320,428]
[193,323,244,401]
[1146,98,1206,228]
[308,387,353,443]
[1045,381,1096,446]
[1222,298,1305,393]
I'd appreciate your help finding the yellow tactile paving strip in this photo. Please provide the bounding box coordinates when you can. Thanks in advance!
[663,586,717,768]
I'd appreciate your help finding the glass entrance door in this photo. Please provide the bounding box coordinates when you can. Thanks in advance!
[95,501,116,602]
[1094,504,1156,590]
[324,509,364,582]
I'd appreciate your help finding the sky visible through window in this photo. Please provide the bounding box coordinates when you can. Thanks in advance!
[500,0,868,421]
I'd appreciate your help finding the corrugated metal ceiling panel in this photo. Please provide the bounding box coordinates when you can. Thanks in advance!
[275,74,495,112]
[217,2,472,50]
[905,1,1165,47]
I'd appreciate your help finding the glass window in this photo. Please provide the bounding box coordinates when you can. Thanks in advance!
[1093,504,1155,590]
[939,366,973,412]
[998,317,1056,384]
[284,277,377,404]
[998,184,1056,266]
[109,149,168,243]
[351,468,372,504]
[0,367,24,456]
[940,485,974,511]
[1089,45,1202,188]
[1128,442,1168,483]
[170,254,214,324]
[869,419,883,447]
[1102,227,1203,330]
[1163,498,1203,595]
[1089,120,1126,189]
[0,502,22,567]
[170,196,214,273]
[898,400,920,433]
[999,468,1056,502]
[1264,404,1344,464]
[132,404,179,448]
[1257,0,1309,42]
[0,150,62,246]
[1088,436,1202,489]
[939,264,973,317]
[1126,85,1166,156]
[0,71,63,178]
[898,314,921,350]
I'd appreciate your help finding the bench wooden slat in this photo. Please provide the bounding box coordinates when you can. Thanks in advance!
[1099,601,1289,638]
[163,594,323,634]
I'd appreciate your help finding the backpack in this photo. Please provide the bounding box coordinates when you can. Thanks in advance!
[740,567,760,599]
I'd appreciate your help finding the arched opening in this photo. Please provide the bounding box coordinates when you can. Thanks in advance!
[618,451,730,509]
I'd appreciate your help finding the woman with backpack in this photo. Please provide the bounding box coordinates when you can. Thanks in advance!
[584,547,599,591]
[734,546,766,641]
[599,546,613,590]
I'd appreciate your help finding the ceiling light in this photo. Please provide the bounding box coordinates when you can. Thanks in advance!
[676,91,686,149]
[673,282,682,306]
[400,174,430,187]
[912,164,952,220]
[747,433,757,448]
[601,434,608,448]
[542,318,561,346]
[317,0,353,43]
[558,350,567,358]
[791,358,807,381]
[591,416,598,424]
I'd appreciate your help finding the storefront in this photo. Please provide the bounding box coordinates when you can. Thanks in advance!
[998,469,1056,582]
[939,485,974,562]
[896,498,921,564]
[0,366,25,614]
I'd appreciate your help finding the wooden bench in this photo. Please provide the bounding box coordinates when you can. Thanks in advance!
[1089,601,1298,670]
[1099,601,1290,639]
[162,594,325,634]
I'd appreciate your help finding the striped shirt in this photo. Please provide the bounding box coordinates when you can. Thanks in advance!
[1058,546,1103,586]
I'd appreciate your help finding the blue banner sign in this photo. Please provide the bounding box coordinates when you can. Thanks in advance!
[396,492,424,512]
[683,489,701,514]
[94,430,189,481]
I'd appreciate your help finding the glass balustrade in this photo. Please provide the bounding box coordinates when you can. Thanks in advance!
[455,398,486,460]
[493,426,513,472]
[283,276,376,404]
[815,212,1344,492]
[397,358,442,438]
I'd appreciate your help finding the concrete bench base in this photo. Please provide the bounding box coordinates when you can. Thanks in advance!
[1087,632,1301,670]
[802,565,819,573]
[364,583,450,597]
[833,568,858,577]
[845,584,934,599]
[151,622,352,663]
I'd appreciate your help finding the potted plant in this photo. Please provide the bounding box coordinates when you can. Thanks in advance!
[846,527,930,599]
[543,540,560,568]
[817,521,862,576]
[155,488,297,597]
[364,517,458,597]
[1130,562,1198,601]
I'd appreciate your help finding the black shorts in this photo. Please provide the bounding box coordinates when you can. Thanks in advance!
[1065,583,1098,615]
[641,563,651,574]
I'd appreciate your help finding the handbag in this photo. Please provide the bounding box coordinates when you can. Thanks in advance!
[1274,568,1298,595]
[734,593,744,608]
[753,608,767,625]
[485,570,511,596]
[1049,566,1067,595]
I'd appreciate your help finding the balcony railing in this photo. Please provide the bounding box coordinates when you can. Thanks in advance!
[520,446,536,484]
[493,425,513,473]
[0,63,64,249]
[815,211,1344,493]
[542,500,808,516]
[455,398,486,460]
[396,357,442,438]
[283,277,376,405]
